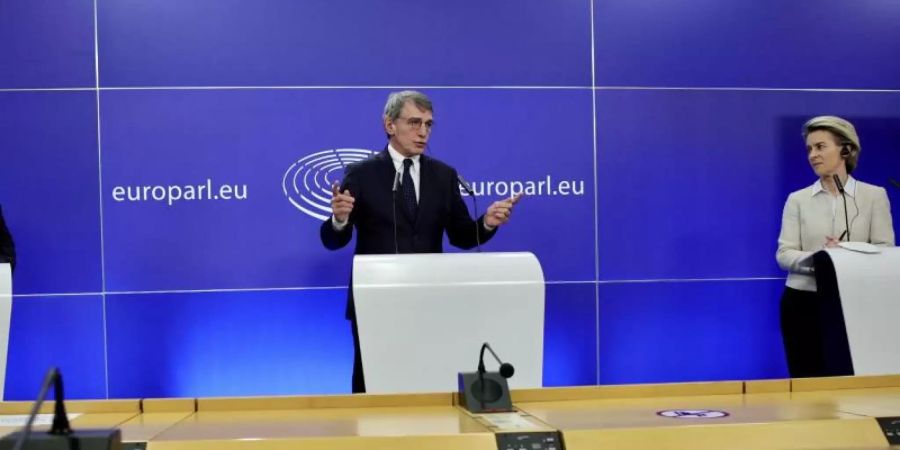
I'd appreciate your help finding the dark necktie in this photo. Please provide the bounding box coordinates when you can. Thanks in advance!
[401,158,418,221]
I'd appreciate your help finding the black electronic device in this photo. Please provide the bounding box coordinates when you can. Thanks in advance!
[458,343,515,413]
[0,368,122,450]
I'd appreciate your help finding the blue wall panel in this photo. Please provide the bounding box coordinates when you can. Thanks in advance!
[544,283,597,387]
[4,295,106,400]
[595,0,900,88]
[105,289,351,398]
[0,0,95,89]
[598,280,787,384]
[97,0,592,87]
[0,91,102,294]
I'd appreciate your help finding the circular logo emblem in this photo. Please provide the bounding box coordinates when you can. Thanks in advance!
[282,148,376,220]
[657,409,729,419]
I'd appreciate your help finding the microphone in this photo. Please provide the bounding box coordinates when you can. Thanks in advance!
[392,170,402,193]
[833,174,851,241]
[10,368,66,450]
[832,174,845,194]
[475,343,514,412]
[478,342,515,378]
[457,174,482,252]
[457,343,514,413]
[2,367,120,450]
[391,170,402,254]
[457,174,474,195]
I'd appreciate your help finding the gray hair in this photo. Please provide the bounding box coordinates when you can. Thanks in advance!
[383,90,433,121]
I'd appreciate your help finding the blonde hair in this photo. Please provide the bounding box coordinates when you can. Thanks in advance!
[802,116,860,174]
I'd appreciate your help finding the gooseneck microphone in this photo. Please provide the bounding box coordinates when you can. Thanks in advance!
[392,170,402,254]
[3,368,122,450]
[11,368,71,450]
[478,342,515,378]
[477,343,514,411]
[456,174,481,252]
[457,343,515,413]
[833,174,851,241]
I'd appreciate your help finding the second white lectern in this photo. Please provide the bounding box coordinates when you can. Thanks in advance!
[814,247,900,376]
[353,252,544,394]
[0,263,12,400]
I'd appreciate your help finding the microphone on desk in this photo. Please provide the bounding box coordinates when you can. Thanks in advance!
[479,342,515,379]
[392,170,402,254]
[833,174,851,241]
[0,367,122,450]
[458,342,514,413]
[457,174,482,252]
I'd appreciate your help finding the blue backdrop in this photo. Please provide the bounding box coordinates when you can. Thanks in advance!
[1,0,898,399]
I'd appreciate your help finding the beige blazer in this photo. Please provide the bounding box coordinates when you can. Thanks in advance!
[776,177,895,291]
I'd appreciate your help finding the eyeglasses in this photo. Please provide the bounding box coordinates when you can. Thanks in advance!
[398,116,434,131]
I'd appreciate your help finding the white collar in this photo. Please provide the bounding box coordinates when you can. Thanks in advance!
[811,175,857,198]
[387,144,421,167]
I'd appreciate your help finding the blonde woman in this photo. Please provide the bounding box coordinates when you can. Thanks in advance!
[776,116,894,378]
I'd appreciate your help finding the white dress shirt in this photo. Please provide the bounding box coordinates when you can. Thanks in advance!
[776,176,895,292]
[386,144,420,202]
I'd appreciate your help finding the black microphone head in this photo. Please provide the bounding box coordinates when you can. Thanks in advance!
[499,362,515,378]
[457,174,474,195]
[832,174,845,193]
[392,170,401,192]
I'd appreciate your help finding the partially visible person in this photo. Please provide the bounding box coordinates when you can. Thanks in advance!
[776,115,895,378]
[0,205,15,272]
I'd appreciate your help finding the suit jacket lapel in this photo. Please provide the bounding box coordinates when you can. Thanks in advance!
[375,149,396,190]
[415,155,434,228]
[377,148,416,228]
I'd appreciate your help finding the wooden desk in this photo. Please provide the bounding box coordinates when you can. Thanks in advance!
[513,377,898,450]
[118,399,195,443]
[148,393,495,450]
[4,376,900,450]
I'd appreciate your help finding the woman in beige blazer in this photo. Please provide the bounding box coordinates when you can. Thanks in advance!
[776,115,895,378]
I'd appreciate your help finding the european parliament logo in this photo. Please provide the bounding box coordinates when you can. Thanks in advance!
[282,148,376,221]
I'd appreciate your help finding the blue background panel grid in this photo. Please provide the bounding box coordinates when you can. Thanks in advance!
[2,0,899,400]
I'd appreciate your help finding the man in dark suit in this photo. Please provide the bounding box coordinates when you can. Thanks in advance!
[0,205,15,272]
[320,91,521,393]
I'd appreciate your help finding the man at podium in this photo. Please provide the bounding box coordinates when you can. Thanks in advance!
[320,90,521,393]
[0,205,14,272]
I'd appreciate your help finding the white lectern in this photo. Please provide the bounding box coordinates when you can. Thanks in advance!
[814,247,900,376]
[353,252,544,394]
[0,263,12,399]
